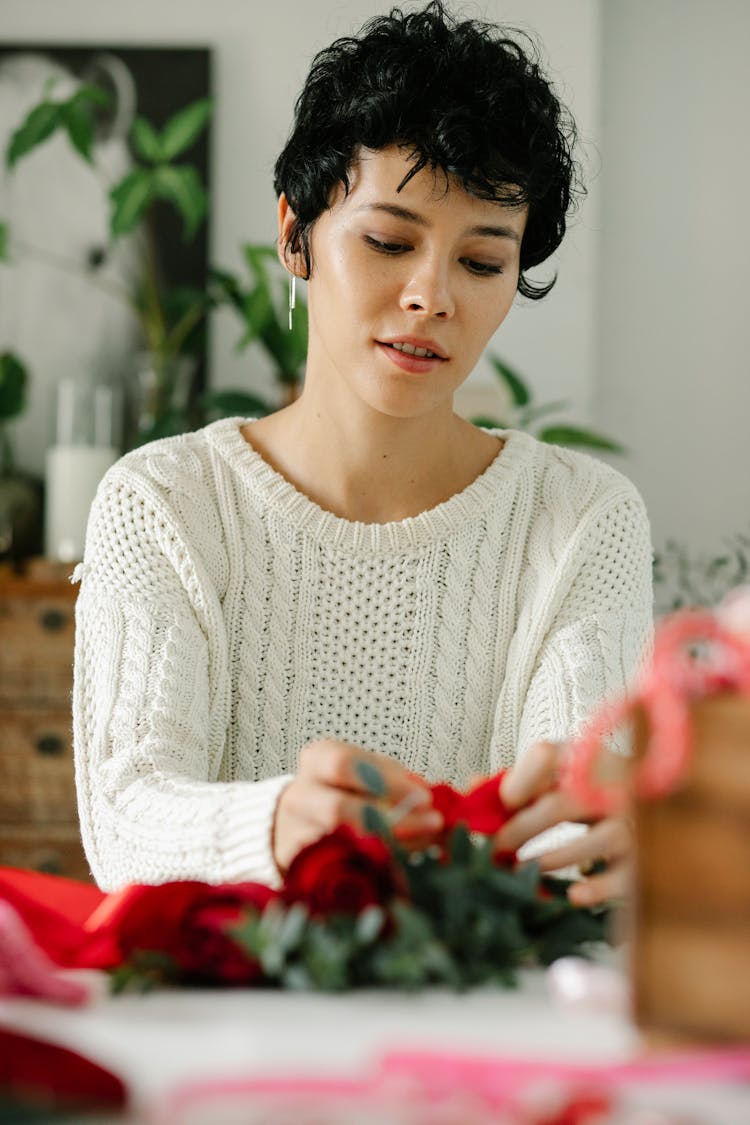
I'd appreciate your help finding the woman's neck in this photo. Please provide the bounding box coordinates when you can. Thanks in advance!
[241,389,502,524]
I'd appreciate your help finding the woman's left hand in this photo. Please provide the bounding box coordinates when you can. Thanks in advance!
[494,741,633,907]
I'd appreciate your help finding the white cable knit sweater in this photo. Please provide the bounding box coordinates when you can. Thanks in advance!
[73,417,653,891]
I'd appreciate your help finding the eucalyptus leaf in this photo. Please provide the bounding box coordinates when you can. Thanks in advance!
[355,904,385,945]
[160,97,213,161]
[6,101,61,169]
[362,803,390,838]
[109,168,155,238]
[355,759,387,798]
[537,424,624,453]
[277,902,309,953]
[152,165,207,241]
[131,116,165,164]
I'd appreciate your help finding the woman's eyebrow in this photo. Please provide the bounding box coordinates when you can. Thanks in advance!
[357,202,521,243]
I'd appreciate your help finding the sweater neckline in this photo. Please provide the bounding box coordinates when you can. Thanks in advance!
[206,417,531,554]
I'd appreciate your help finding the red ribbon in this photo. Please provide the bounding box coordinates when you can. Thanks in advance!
[430,771,511,834]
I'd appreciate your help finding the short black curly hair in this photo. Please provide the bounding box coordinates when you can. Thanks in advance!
[273,1,582,300]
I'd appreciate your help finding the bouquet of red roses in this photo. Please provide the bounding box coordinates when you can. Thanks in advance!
[97,765,608,993]
[0,765,608,996]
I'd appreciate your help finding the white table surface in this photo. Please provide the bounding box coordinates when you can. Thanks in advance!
[0,968,632,1100]
[2,968,749,1124]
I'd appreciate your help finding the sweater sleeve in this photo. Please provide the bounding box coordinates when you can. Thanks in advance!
[512,480,654,859]
[73,460,291,892]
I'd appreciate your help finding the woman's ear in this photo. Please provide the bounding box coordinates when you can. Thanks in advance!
[277,193,302,276]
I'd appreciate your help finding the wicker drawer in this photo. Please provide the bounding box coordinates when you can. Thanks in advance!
[0,825,91,882]
[0,560,77,709]
[0,709,77,823]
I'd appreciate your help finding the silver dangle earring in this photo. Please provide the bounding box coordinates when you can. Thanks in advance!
[288,273,296,331]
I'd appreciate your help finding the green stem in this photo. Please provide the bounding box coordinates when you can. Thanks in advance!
[166,298,206,358]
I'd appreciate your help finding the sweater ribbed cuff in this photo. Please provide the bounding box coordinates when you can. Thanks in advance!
[220,774,292,889]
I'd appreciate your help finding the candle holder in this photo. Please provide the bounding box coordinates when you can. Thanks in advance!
[44,378,121,563]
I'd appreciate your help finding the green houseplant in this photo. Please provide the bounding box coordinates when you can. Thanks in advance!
[1,80,311,443]
[472,355,624,452]
[0,350,42,559]
[1,82,214,446]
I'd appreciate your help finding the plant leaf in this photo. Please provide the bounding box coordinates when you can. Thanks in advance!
[243,243,277,284]
[355,760,387,798]
[6,101,61,169]
[487,354,531,407]
[131,116,165,164]
[516,399,570,428]
[234,287,273,351]
[199,389,272,420]
[109,168,155,238]
[159,97,213,161]
[0,352,29,420]
[61,98,94,163]
[152,164,207,241]
[471,415,508,430]
[362,803,390,838]
[73,83,112,109]
[537,424,624,453]
[0,221,8,262]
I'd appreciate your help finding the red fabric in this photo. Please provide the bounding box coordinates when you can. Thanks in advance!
[430,771,512,834]
[0,1026,127,1112]
[0,867,115,969]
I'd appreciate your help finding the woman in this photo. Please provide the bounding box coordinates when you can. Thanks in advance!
[73,2,652,902]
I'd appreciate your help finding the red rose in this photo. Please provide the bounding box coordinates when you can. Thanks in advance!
[283,826,402,917]
[100,881,277,985]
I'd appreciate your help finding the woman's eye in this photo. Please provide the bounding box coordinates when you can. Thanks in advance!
[462,259,504,277]
[364,236,409,254]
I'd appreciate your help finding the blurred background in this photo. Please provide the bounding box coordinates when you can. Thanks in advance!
[1,0,748,602]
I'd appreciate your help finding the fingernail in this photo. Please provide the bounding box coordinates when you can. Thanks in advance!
[408,787,432,808]
[422,810,444,829]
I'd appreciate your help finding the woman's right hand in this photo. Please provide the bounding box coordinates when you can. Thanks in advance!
[272,739,443,874]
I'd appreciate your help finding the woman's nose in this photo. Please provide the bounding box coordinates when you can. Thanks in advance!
[399,257,455,319]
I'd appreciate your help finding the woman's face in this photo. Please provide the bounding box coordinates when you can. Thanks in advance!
[284,145,527,421]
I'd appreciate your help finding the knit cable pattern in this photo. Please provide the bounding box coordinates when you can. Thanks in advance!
[73,418,653,890]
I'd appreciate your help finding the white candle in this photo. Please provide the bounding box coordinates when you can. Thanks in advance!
[44,444,118,562]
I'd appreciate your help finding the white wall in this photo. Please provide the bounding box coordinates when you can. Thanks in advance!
[596,0,750,554]
[0,0,601,450]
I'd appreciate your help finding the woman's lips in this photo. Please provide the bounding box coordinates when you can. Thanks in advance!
[376,341,447,374]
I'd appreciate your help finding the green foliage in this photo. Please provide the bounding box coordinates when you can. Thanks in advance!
[479,354,624,453]
[0,221,7,261]
[235,245,309,384]
[653,533,750,616]
[6,84,112,168]
[0,352,28,421]
[200,389,273,422]
[225,828,609,994]
[152,165,207,241]
[355,758,388,798]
